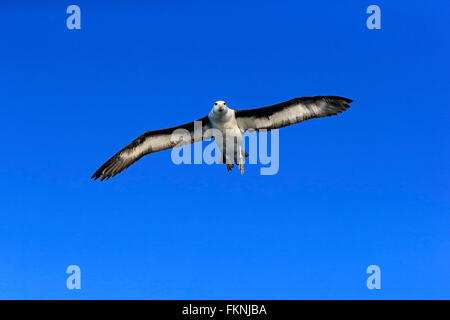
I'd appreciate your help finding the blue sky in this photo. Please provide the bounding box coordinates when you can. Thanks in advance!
[0,1,448,299]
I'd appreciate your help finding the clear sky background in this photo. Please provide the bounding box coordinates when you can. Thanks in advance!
[0,1,448,299]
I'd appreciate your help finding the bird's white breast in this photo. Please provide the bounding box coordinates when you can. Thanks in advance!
[209,110,238,131]
[209,110,243,152]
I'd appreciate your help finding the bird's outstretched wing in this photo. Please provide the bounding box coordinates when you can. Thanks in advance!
[91,116,211,181]
[235,96,352,132]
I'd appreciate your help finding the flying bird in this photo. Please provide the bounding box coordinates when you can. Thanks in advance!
[91,96,352,180]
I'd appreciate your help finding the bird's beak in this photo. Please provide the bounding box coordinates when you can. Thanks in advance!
[219,106,224,111]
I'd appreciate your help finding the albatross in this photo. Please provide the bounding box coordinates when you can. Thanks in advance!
[91,96,352,180]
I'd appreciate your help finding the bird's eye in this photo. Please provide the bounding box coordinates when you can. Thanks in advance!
[214,103,218,106]
[223,103,226,105]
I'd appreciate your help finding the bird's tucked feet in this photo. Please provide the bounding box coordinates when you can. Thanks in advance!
[238,163,245,175]
[226,163,234,172]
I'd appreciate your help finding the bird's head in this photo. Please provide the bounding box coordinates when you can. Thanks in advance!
[212,100,229,116]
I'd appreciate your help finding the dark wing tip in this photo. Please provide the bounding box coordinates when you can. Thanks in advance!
[311,96,353,119]
[345,97,354,104]
[322,96,353,111]
[329,96,353,104]
[317,96,353,105]
[292,96,353,112]
[91,150,144,181]
[91,155,125,181]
